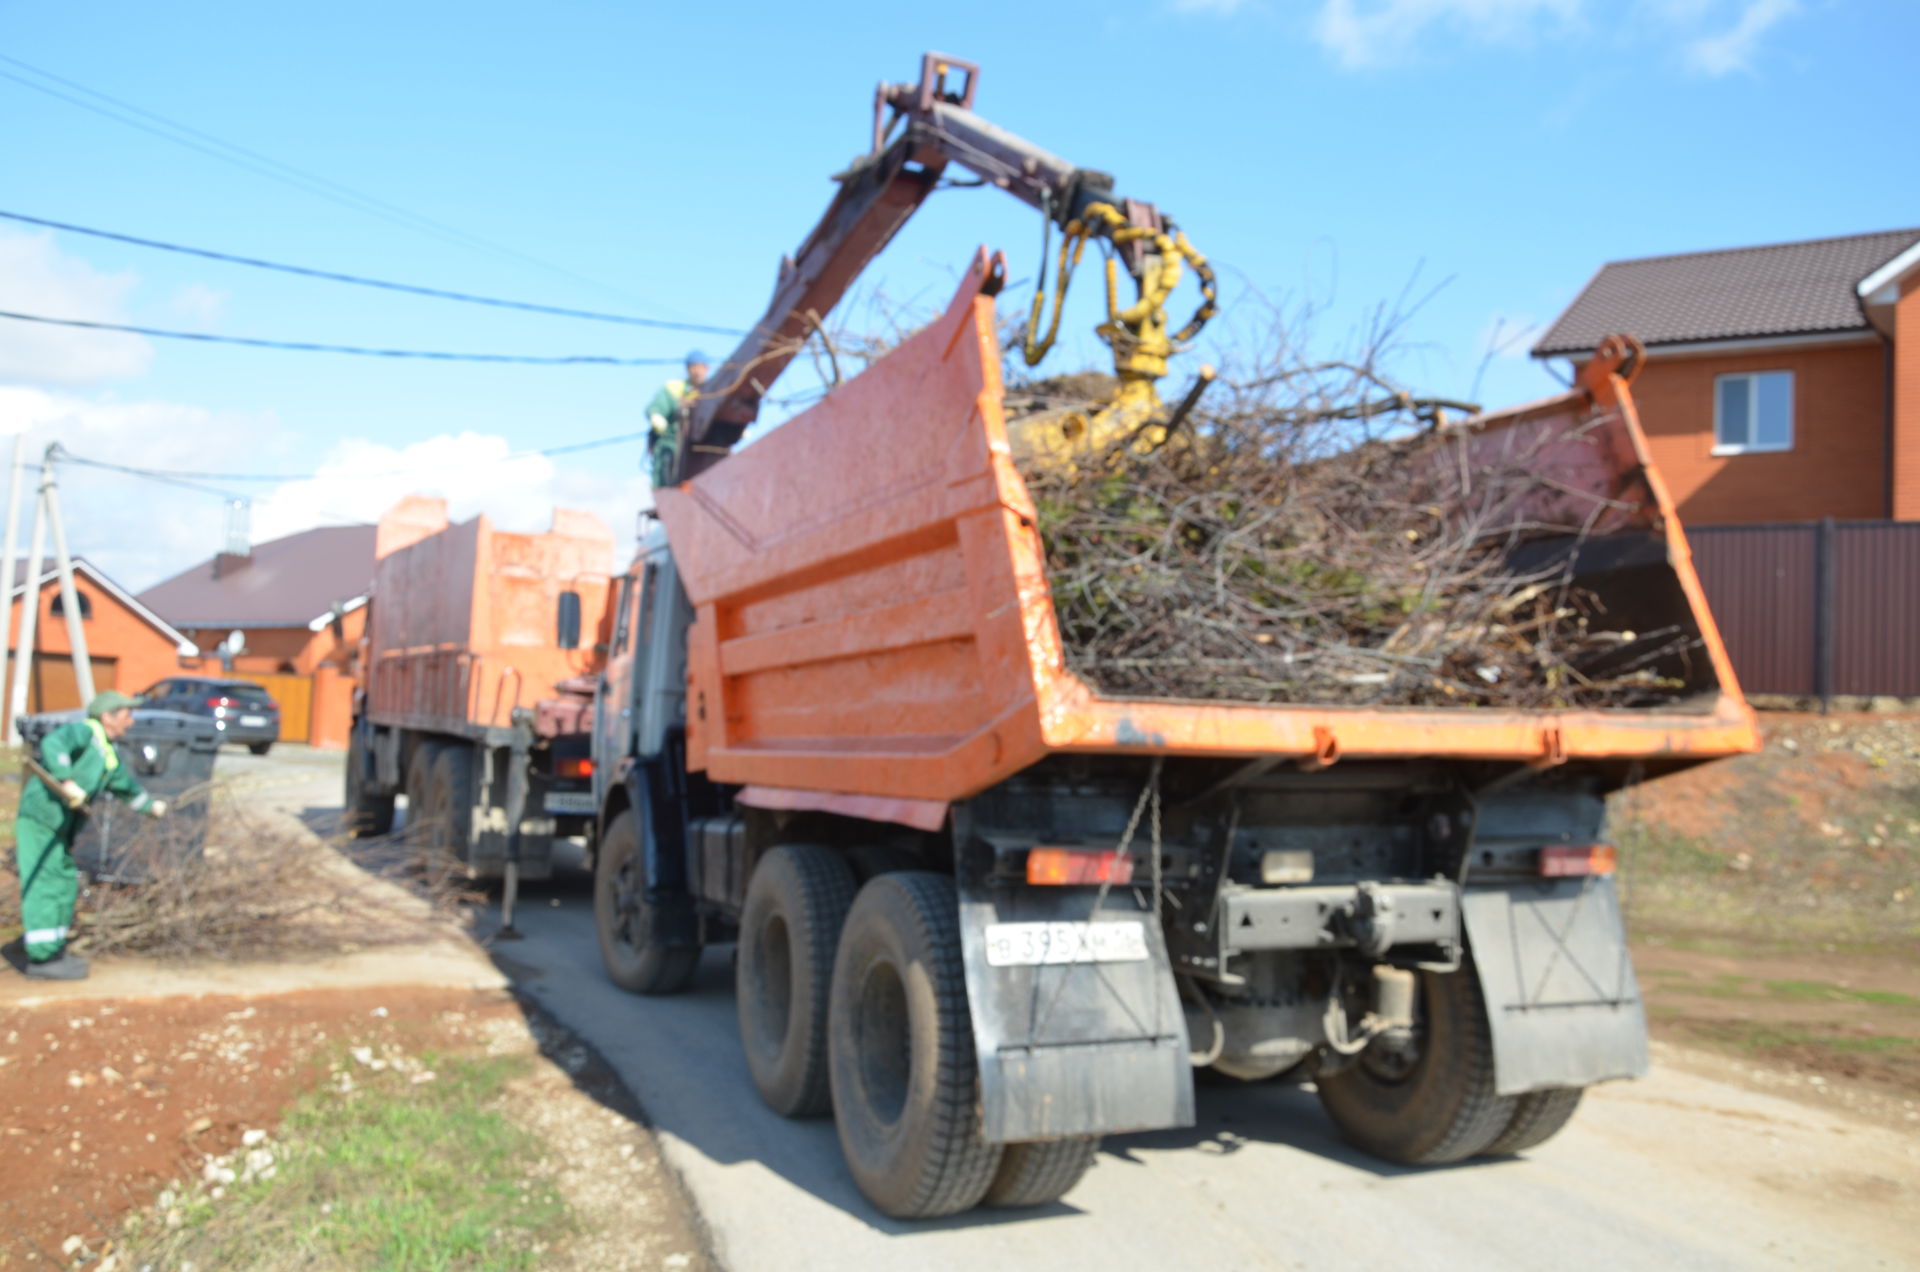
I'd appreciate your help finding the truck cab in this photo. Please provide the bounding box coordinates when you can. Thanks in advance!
[591,524,687,826]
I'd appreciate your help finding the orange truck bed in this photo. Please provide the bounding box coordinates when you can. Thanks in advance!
[364,496,615,736]
[656,251,1759,810]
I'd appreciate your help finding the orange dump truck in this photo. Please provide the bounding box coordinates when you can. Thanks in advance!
[343,495,614,880]
[525,256,1760,1220]
[343,55,1759,1221]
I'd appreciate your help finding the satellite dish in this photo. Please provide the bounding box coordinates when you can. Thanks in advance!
[224,629,246,655]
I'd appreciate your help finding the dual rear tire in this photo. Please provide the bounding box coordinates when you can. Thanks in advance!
[658,841,1583,1210]
[343,725,394,838]
[1315,960,1587,1163]
[737,845,856,1117]
[736,859,1099,1218]
[400,741,474,886]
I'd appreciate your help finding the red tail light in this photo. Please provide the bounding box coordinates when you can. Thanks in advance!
[555,757,594,780]
[1027,847,1134,886]
[207,697,231,708]
[1539,844,1617,877]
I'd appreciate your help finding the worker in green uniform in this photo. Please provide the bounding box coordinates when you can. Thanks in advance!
[13,690,165,980]
[645,349,711,489]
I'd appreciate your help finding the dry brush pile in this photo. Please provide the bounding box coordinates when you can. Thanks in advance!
[2,794,471,961]
[1006,363,1700,709]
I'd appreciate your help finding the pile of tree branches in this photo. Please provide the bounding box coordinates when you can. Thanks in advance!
[2,796,471,962]
[1007,365,1698,710]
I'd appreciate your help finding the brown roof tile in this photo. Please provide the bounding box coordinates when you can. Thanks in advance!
[1532,228,1920,357]
[137,524,377,629]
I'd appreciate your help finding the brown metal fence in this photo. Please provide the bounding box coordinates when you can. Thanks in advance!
[1689,519,1920,701]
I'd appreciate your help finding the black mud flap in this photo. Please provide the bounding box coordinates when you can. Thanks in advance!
[958,880,1194,1143]
[1462,877,1649,1096]
[632,759,699,948]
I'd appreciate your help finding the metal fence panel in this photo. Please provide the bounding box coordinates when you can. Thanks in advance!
[1832,523,1920,697]
[1689,524,1818,697]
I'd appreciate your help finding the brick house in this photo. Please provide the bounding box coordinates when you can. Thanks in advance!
[1532,228,1920,526]
[138,525,377,749]
[5,558,195,729]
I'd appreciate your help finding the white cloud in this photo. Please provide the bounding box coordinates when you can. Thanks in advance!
[1685,0,1799,76]
[1314,0,1582,68]
[167,282,228,329]
[1312,0,1799,71]
[252,431,651,562]
[0,390,653,595]
[0,230,151,384]
[0,386,281,591]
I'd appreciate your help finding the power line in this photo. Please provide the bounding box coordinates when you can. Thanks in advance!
[79,462,251,503]
[56,428,651,486]
[0,54,685,317]
[0,60,511,273]
[0,308,684,365]
[0,209,745,337]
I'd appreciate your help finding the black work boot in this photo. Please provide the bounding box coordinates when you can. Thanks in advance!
[26,952,90,981]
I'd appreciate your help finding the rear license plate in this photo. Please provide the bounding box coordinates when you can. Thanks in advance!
[543,791,596,815]
[239,715,267,727]
[985,920,1149,967]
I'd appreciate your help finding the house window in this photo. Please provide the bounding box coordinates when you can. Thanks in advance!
[49,591,93,621]
[1713,370,1794,455]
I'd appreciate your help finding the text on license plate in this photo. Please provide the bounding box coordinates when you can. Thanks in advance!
[239,715,267,727]
[984,920,1149,967]
[543,791,596,815]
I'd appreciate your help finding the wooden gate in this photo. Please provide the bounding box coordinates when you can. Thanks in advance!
[27,655,119,714]
[226,672,313,741]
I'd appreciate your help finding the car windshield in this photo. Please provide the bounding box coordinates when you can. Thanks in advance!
[218,684,273,703]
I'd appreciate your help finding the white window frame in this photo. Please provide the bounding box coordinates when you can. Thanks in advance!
[1711,369,1794,456]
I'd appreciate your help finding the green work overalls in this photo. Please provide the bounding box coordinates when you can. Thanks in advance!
[13,717,152,962]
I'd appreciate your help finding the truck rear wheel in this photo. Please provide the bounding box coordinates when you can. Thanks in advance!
[426,746,476,867]
[828,872,1002,1218]
[343,727,394,838]
[595,808,699,995]
[738,844,858,1118]
[983,1137,1100,1208]
[1481,1086,1584,1156]
[1315,960,1516,1166]
[403,740,441,848]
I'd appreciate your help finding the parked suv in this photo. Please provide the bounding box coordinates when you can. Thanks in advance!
[138,676,282,754]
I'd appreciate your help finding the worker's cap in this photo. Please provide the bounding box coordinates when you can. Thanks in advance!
[87,690,141,718]
[685,349,711,367]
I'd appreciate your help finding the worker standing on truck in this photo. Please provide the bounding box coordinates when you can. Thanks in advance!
[645,350,711,489]
[11,690,166,981]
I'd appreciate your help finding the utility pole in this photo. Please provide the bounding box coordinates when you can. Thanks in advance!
[0,433,24,738]
[8,472,47,726]
[42,446,94,705]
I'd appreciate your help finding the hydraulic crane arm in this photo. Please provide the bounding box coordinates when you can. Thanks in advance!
[670,53,1214,485]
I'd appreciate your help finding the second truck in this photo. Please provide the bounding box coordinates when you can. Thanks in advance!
[345,54,1760,1219]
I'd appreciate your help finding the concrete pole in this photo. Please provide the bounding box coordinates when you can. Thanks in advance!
[9,483,47,726]
[41,447,95,704]
[0,433,26,737]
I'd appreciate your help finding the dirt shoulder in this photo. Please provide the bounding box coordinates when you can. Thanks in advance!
[0,984,710,1271]
[1616,711,1920,1117]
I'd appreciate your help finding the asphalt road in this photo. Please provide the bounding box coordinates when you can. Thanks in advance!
[259,746,1918,1272]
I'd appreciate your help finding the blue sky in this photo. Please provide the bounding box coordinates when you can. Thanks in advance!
[1,0,1912,590]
